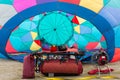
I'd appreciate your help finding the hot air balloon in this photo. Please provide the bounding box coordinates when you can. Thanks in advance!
[0,0,120,62]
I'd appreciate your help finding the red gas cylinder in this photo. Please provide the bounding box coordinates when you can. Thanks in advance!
[50,45,57,52]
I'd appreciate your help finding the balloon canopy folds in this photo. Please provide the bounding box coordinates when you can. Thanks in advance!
[0,0,120,62]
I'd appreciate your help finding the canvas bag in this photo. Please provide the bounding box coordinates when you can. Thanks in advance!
[22,54,35,79]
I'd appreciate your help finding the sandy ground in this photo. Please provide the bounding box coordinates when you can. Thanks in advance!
[0,59,120,80]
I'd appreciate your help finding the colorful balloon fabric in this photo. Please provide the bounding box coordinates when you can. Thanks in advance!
[6,14,43,53]
[38,11,73,46]
[0,0,120,62]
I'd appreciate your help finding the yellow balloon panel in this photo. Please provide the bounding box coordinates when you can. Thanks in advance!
[76,16,86,24]
[74,25,80,34]
[79,0,103,13]
[30,42,41,51]
[30,32,37,40]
